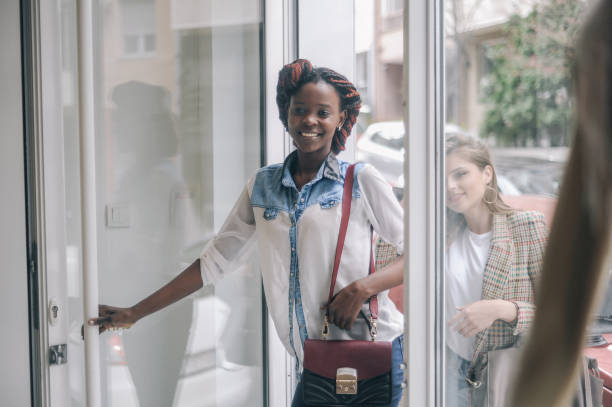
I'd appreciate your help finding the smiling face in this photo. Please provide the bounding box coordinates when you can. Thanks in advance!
[446,151,493,214]
[287,81,346,157]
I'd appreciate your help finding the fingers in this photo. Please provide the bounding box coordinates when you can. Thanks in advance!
[327,305,359,331]
[449,309,476,337]
[454,318,476,337]
[447,311,464,326]
[88,315,112,327]
[83,305,134,338]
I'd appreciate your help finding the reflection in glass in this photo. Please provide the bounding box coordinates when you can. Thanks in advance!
[58,0,263,406]
[443,1,588,405]
[444,135,546,406]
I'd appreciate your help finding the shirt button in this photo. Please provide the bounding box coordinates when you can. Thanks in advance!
[300,198,304,203]
[291,247,295,251]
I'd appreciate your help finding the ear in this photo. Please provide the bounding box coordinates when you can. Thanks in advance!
[483,165,493,184]
[338,110,347,128]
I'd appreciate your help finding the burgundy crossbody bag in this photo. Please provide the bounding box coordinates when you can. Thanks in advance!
[302,164,393,406]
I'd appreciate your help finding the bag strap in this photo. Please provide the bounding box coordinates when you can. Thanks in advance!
[326,163,378,322]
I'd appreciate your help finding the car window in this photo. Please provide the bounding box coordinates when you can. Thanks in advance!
[370,131,404,150]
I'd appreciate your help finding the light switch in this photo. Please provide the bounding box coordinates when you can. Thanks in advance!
[106,203,130,228]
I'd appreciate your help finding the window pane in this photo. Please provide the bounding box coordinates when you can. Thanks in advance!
[123,35,139,54]
[57,0,264,406]
[443,0,589,404]
[355,1,404,192]
[144,33,156,52]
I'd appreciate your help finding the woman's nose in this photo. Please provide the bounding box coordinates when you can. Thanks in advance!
[302,113,317,127]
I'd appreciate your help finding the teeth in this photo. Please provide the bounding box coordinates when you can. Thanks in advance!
[301,132,318,138]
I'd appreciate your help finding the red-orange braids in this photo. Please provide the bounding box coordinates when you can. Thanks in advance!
[276,59,361,154]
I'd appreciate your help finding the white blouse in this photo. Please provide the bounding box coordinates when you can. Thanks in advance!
[199,152,404,365]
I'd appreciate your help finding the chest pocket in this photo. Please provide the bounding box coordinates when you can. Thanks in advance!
[318,192,342,209]
[263,207,280,220]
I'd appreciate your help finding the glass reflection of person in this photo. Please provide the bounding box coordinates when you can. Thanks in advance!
[89,60,406,406]
[444,135,547,407]
[105,81,198,407]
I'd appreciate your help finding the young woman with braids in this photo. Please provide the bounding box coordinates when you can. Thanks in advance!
[88,59,406,406]
[443,135,547,407]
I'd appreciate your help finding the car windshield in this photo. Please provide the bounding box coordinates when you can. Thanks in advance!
[492,155,564,197]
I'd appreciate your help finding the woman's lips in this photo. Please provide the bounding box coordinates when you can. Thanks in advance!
[448,193,464,203]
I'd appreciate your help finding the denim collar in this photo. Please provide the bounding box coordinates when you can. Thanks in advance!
[280,151,342,188]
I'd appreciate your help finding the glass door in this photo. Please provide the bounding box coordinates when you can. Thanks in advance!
[38,0,266,406]
[443,0,588,405]
[383,0,594,405]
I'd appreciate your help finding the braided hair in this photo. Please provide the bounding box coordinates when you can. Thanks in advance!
[276,59,361,154]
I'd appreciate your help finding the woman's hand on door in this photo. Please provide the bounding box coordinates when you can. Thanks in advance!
[88,305,137,334]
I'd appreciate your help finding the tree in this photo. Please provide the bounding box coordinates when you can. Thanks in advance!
[480,0,587,147]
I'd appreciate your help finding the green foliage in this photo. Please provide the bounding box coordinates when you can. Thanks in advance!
[480,0,586,146]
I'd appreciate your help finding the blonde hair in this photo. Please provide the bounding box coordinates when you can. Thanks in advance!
[446,134,513,240]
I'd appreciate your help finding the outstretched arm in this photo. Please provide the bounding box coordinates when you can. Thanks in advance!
[88,181,257,334]
[88,259,203,333]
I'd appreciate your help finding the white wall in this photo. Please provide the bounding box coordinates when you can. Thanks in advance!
[0,1,32,405]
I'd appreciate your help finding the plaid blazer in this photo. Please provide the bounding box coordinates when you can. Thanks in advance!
[466,210,547,383]
[374,210,548,383]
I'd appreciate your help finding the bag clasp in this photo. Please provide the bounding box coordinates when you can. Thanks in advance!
[336,367,358,395]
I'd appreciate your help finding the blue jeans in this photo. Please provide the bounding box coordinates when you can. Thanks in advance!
[291,335,404,407]
[445,348,470,407]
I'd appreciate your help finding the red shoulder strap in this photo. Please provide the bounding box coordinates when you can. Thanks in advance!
[327,164,378,320]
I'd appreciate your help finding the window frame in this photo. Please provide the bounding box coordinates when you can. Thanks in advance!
[402,0,445,405]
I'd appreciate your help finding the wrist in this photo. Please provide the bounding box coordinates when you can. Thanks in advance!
[129,305,145,323]
[494,300,518,323]
[352,279,374,302]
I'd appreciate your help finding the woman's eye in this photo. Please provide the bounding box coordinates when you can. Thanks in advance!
[292,107,305,115]
[450,171,466,182]
[318,110,330,118]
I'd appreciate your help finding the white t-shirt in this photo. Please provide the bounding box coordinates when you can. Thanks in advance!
[446,226,492,360]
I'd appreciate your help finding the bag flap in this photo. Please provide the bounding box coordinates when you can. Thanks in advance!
[303,339,392,380]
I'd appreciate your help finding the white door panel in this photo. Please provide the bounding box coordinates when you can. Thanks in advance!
[0,1,32,405]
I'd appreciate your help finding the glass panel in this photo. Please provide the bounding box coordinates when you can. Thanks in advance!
[58,0,264,406]
[356,0,603,405]
[354,1,404,195]
[443,0,588,405]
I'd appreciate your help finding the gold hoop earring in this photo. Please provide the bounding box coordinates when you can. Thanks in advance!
[483,184,497,205]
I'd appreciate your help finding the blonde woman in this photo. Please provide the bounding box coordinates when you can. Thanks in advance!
[444,135,547,407]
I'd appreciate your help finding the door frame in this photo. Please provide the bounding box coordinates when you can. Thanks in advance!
[402,0,445,405]
[21,0,48,405]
